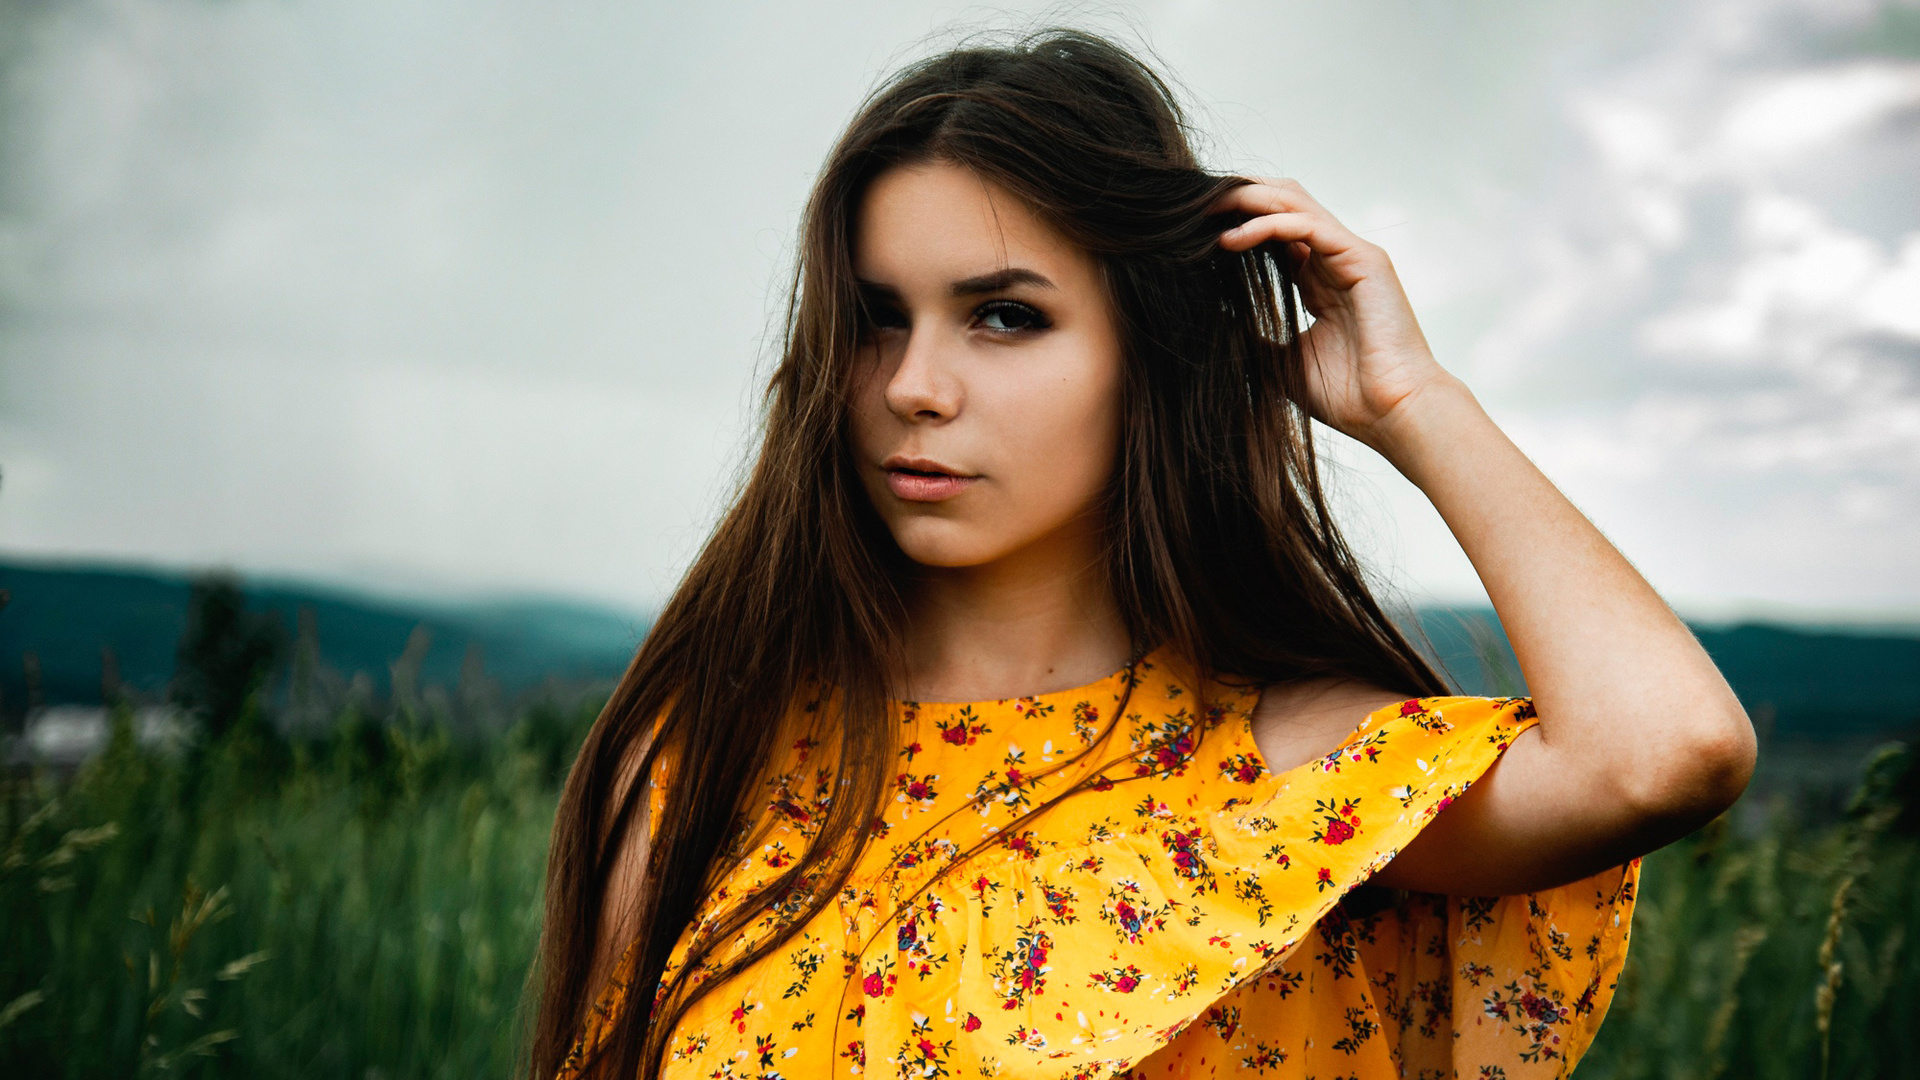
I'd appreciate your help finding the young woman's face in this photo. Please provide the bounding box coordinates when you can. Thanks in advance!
[848,161,1125,571]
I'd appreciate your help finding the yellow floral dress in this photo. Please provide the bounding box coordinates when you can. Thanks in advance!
[566,651,1638,1079]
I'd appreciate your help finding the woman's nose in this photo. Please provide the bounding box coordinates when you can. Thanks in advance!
[883,326,963,422]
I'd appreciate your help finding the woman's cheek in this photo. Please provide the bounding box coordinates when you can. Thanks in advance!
[1001,364,1118,531]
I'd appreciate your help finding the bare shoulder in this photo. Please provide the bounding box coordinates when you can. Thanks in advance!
[1245,677,1412,774]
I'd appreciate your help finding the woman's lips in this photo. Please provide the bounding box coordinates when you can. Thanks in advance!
[883,467,978,502]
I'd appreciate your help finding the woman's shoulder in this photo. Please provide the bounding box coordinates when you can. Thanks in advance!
[1243,676,1417,774]
[1232,676,1541,794]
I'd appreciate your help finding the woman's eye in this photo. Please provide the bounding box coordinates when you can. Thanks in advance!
[975,301,1051,333]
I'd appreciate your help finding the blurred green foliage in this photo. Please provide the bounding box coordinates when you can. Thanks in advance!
[2,693,599,1077]
[1579,743,1920,1079]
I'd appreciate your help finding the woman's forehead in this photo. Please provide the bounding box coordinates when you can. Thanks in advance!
[853,162,1094,290]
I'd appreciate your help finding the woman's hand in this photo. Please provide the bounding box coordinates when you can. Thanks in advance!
[1218,180,1755,897]
[1213,179,1455,451]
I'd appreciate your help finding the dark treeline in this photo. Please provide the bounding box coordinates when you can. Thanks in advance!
[0,561,646,730]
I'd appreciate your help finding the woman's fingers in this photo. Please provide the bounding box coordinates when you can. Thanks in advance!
[1214,179,1375,269]
[1217,211,1318,250]
[1217,176,1346,223]
[1220,215,1375,293]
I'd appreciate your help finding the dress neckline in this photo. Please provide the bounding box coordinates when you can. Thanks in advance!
[888,647,1158,710]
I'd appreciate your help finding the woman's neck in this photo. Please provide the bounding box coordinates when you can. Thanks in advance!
[897,520,1131,703]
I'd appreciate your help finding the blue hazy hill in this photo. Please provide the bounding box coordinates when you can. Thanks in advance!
[2,559,1916,740]
[0,559,645,717]
[1419,608,1920,738]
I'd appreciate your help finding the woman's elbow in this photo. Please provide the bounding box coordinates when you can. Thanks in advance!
[1620,698,1758,830]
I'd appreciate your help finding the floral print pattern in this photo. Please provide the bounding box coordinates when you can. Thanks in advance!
[561,651,1637,1079]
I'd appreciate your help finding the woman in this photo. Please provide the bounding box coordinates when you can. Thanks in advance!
[531,29,1754,1080]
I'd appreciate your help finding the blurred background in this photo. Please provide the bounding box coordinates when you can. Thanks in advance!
[2,0,1918,1075]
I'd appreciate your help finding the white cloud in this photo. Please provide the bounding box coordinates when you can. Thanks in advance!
[1434,0,1920,612]
[1861,235,1920,337]
[1640,194,1919,362]
[1718,62,1920,158]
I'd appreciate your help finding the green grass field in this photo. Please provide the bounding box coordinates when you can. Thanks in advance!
[4,700,1917,1078]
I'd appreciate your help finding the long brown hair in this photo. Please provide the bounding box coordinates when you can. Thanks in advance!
[529,27,1447,1079]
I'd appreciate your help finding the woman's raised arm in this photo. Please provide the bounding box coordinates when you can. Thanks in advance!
[1220,179,1756,895]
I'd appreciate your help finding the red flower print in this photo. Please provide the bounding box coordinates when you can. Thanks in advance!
[1310,797,1363,845]
[1204,1005,1240,1039]
[990,921,1054,1009]
[1243,1043,1288,1071]
[1160,827,1210,880]
[1090,964,1146,992]
[1576,985,1598,1015]
[1219,754,1263,783]
[934,708,990,747]
[896,772,939,802]
[1400,699,1425,717]
[962,1013,982,1032]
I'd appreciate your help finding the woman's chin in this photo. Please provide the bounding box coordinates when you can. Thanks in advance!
[894,542,998,570]
[887,523,1011,570]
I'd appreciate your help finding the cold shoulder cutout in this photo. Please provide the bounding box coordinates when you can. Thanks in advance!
[561,650,1637,1079]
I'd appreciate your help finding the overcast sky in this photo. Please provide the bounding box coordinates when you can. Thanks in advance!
[2,0,1917,620]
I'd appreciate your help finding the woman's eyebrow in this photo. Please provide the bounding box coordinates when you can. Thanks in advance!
[951,267,1056,296]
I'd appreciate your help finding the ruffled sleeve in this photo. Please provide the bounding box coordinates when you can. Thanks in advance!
[1343,864,1638,1076]
[871,695,1638,1079]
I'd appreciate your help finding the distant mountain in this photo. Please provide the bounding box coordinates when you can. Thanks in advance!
[0,559,646,720]
[1416,607,1920,740]
[2,559,1916,740]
